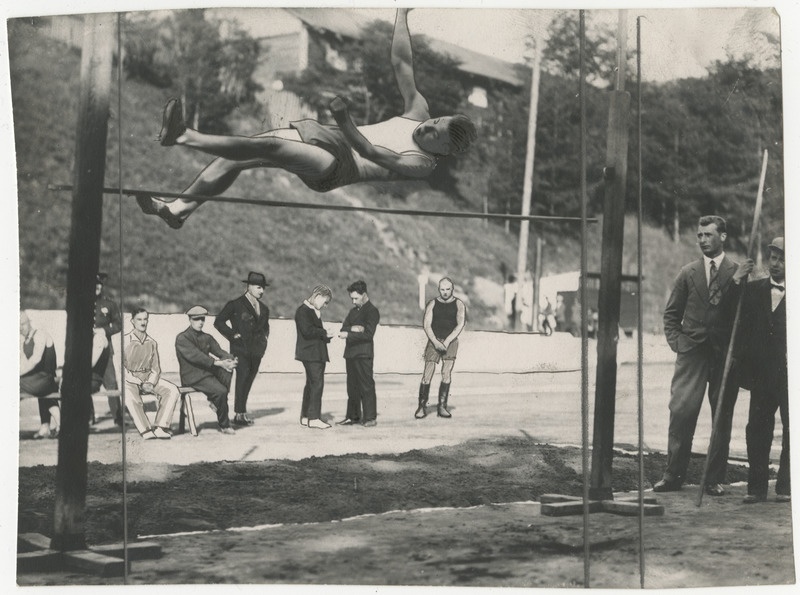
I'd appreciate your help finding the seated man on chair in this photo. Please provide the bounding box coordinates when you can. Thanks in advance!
[175,305,238,434]
[122,307,180,440]
[20,311,60,439]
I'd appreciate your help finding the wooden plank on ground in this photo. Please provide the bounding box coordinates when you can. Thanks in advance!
[63,550,127,577]
[18,533,52,550]
[602,500,665,516]
[93,540,162,560]
[540,500,603,516]
[17,550,62,573]
[539,494,580,504]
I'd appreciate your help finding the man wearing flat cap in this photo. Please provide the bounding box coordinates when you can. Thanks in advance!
[214,272,270,426]
[176,305,238,434]
[738,237,789,503]
[94,272,122,424]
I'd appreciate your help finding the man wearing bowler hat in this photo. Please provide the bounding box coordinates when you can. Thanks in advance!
[176,305,238,434]
[738,237,789,503]
[214,272,270,426]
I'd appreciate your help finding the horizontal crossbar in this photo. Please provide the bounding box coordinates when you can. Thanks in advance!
[48,184,598,224]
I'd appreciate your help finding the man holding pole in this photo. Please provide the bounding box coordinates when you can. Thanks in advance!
[739,237,788,503]
[653,215,753,496]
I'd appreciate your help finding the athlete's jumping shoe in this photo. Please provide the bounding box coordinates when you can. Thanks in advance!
[158,98,186,146]
[135,195,185,229]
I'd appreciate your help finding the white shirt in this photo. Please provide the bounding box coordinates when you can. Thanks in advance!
[245,292,260,317]
[770,276,785,312]
[304,300,321,319]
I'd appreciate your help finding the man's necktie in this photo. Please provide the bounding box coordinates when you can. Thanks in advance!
[708,261,721,306]
[772,283,785,292]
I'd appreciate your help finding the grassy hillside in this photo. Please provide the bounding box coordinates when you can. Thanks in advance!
[11,20,754,332]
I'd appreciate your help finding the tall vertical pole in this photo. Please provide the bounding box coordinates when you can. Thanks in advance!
[516,35,543,296]
[51,12,114,551]
[636,16,646,588]
[578,10,591,588]
[589,10,630,501]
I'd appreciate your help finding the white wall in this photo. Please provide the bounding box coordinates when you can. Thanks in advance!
[23,311,674,377]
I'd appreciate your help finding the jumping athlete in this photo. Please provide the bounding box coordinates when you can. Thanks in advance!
[138,8,477,229]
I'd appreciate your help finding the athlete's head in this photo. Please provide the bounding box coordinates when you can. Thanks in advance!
[438,277,454,300]
[413,114,477,156]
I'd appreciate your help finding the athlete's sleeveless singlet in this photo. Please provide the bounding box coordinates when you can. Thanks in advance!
[290,116,437,192]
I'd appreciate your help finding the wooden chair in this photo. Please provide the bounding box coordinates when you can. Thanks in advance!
[176,387,199,437]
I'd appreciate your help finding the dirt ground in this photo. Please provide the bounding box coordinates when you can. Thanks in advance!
[16,436,794,588]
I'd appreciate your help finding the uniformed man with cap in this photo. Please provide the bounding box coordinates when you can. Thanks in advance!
[94,272,122,424]
[739,237,789,503]
[214,271,270,426]
[175,305,238,434]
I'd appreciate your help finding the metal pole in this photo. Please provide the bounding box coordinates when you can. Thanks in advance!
[116,12,129,582]
[636,15,646,589]
[579,10,591,588]
[696,150,768,507]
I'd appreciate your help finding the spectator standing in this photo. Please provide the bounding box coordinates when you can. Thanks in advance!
[214,271,270,427]
[337,280,380,427]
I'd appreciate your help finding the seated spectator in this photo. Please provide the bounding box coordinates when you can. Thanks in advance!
[122,308,180,440]
[175,306,238,434]
[20,311,60,439]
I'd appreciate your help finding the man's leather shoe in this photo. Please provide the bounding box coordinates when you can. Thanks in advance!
[218,426,236,435]
[362,420,377,427]
[336,418,357,426]
[743,494,767,503]
[652,479,681,492]
[776,494,791,503]
[307,419,331,429]
[705,483,725,496]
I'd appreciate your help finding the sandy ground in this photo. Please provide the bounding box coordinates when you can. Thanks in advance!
[16,365,794,587]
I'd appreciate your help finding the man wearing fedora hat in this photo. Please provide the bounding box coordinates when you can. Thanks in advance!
[214,272,270,426]
[738,237,789,503]
[176,305,238,434]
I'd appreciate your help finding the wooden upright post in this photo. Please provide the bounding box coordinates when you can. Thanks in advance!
[51,12,115,551]
[589,11,630,501]
[515,36,543,285]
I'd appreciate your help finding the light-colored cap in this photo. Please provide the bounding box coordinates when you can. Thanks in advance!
[768,237,784,253]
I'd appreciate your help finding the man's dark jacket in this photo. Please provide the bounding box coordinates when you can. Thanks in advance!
[214,295,270,358]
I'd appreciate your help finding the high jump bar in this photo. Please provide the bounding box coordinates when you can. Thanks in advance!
[48,184,599,224]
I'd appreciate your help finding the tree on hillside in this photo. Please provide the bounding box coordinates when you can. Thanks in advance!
[123,10,261,132]
[637,56,783,247]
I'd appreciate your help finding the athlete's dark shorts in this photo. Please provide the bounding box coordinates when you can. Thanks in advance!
[290,120,359,192]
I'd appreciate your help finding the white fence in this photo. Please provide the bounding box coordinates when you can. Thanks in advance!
[23,311,674,377]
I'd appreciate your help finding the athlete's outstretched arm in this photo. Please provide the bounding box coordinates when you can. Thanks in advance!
[330,97,435,178]
[391,8,429,120]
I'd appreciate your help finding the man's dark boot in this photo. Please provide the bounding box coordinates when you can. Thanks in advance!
[437,382,452,418]
[415,383,430,419]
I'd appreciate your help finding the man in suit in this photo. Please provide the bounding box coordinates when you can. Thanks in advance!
[739,237,789,503]
[654,215,753,496]
[176,305,238,434]
[338,280,381,427]
[214,271,270,426]
[94,272,122,424]
[294,285,335,429]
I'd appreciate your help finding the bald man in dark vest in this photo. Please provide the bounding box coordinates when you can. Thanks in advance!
[415,277,466,419]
